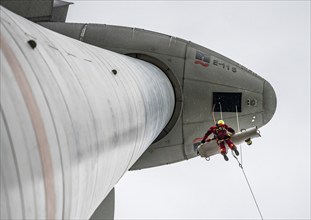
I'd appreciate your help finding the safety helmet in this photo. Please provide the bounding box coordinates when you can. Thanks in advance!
[217,120,225,125]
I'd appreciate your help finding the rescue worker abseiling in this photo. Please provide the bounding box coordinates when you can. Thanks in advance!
[201,120,239,161]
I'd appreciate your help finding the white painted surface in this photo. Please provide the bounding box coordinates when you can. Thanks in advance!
[0,7,174,219]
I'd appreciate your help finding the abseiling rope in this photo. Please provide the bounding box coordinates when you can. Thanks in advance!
[233,107,263,220]
[235,105,243,165]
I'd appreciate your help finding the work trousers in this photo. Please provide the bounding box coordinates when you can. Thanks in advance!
[217,139,235,154]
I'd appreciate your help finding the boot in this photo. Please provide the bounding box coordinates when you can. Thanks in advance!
[232,146,239,156]
[222,153,229,161]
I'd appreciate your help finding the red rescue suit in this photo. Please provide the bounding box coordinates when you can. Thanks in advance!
[202,124,236,155]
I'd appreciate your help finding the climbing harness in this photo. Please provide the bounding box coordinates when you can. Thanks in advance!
[232,152,264,220]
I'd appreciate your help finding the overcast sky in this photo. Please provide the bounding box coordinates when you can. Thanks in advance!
[67,1,310,219]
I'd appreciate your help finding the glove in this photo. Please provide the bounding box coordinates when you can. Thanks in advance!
[201,139,206,144]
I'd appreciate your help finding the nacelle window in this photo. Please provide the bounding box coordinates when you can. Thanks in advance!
[213,92,242,112]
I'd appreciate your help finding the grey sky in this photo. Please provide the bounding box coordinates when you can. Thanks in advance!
[67,1,310,219]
